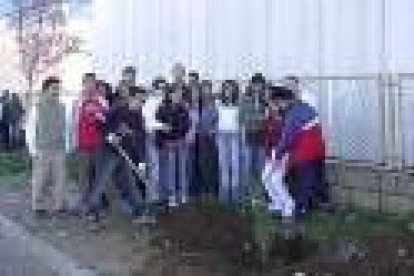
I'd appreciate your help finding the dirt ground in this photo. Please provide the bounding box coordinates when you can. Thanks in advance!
[142,204,414,276]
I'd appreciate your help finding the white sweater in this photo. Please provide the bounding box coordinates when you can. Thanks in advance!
[216,102,240,133]
[142,93,164,132]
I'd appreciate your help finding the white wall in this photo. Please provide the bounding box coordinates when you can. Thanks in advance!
[86,0,414,83]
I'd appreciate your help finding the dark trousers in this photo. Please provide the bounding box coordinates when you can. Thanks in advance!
[82,149,141,215]
[188,134,219,199]
[289,160,327,216]
[0,123,9,149]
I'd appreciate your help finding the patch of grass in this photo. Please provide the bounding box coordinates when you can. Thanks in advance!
[303,210,414,242]
[0,151,28,177]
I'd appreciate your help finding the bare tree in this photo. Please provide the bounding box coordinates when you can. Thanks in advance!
[10,0,81,102]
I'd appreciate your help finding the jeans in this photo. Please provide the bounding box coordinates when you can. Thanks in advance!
[32,150,66,211]
[146,132,160,202]
[241,130,265,195]
[290,160,326,216]
[188,133,219,199]
[217,132,240,204]
[82,149,141,215]
[158,141,188,205]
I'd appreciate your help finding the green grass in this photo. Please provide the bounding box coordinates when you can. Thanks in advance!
[0,152,28,177]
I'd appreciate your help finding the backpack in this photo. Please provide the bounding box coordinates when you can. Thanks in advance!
[77,99,105,152]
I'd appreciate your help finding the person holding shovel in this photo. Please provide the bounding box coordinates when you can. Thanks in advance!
[79,86,148,225]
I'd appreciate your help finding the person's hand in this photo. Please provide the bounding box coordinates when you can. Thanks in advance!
[119,123,133,136]
[95,112,105,122]
[107,133,121,145]
[138,163,146,176]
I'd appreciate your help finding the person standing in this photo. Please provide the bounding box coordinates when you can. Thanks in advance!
[32,77,67,216]
[7,93,24,149]
[0,91,6,149]
[0,91,11,150]
[80,88,147,222]
[188,80,219,201]
[216,80,241,205]
[240,74,267,195]
[156,86,191,208]
[142,77,168,204]
[74,73,107,209]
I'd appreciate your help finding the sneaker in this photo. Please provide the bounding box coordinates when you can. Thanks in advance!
[34,209,49,219]
[132,214,156,225]
[168,196,178,208]
[281,216,296,239]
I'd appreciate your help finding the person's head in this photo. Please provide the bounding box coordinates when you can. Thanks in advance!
[188,71,200,85]
[250,73,266,93]
[42,76,61,97]
[97,80,111,95]
[128,86,146,110]
[222,80,239,103]
[152,76,167,92]
[172,63,185,83]
[201,80,213,105]
[170,87,183,105]
[269,86,295,112]
[11,93,19,102]
[118,79,130,100]
[282,75,300,94]
[82,72,96,92]
[122,66,137,87]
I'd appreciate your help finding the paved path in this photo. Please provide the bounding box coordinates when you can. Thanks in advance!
[0,230,58,276]
[0,214,96,276]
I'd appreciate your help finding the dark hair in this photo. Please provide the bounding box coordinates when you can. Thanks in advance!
[221,79,239,104]
[284,75,299,84]
[201,79,212,88]
[83,72,96,81]
[129,86,146,97]
[42,76,60,91]
[102,82,112,94]
[251,73,266,85]
[269,86,295,102]
[123,66,136,75]
[188,71,200,81]
[152,77,167,90]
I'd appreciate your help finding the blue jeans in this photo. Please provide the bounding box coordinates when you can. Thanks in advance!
[158,141,188,204]
[290,160,326,216]
[82,149,141,215]
[241,130,265,192]
[217,132,240,204]
[146,132,159,202]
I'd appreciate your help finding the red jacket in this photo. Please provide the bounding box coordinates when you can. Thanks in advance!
[76,98,106,152]
[290,124,325,164]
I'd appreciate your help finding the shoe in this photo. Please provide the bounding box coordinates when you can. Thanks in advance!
[132,214,156,225]
[34,209,49,219]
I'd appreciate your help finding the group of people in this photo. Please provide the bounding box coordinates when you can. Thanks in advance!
[0,90,24,150]
[28,62,329,226]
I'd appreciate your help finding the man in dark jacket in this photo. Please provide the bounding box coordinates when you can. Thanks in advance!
[156,86,191,208]
[10,93,24,148]
[80,87,147,222]
[0,91,11,150]
[240,74,267,190]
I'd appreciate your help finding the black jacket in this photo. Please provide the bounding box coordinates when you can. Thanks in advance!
[104,104,146,163]
[155,101,190,147]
